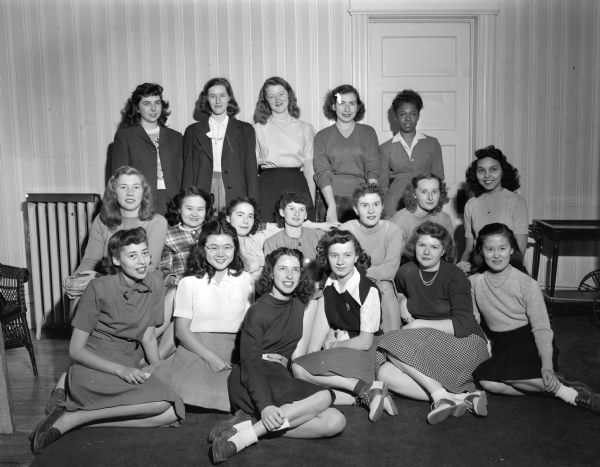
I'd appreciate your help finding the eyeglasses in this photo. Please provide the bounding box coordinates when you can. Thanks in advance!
[205,244,234,254]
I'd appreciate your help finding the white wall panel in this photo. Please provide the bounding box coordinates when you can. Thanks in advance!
[1,0,599,297]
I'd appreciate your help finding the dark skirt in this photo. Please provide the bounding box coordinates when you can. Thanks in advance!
[66,335,185,420]
[228,362,324,418]
[378,328,489,393]
[293,337,379,383]
[258,167,315,222]
[474,324,558,382]
[315,192,357,223]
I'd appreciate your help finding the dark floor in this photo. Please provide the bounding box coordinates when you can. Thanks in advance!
[3,315,600,467]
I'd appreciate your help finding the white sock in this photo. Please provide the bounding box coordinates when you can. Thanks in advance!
[555,384,577,405]
[430,388,450,403]
[228,420,258,451]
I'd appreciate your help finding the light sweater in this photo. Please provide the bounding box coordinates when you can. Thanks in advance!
[341,219,402,281]
[469,266,554,364]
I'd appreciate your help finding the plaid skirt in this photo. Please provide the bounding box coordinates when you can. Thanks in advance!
[377,328,490,393]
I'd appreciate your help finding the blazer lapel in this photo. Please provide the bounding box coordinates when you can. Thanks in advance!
[134,125,156,148]
[196,118,213,161]
[223,117,239,163]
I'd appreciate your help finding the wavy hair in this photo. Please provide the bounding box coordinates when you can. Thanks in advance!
[391,89,424,114]
[100,227,148,275]
[118,83,171,129]
[186,220,244,281]
[351,182,383,207]
[253,76,300,124]
[403,173,449,214]
[404,221,455,263]
[194,77,240,119]
[165,187,214,226]
[474,223,527,274]
[323,84,365,122]
[317,228,371,276]
[275,191,312,227]
[257,248,314,304]
[225,196,261,235]
[465,145,521,197]
[100,166,154,229]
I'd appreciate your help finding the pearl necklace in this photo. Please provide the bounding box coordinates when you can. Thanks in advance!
[483,270,510,289]
[418,268,439,286]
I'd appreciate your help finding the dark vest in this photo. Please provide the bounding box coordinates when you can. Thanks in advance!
[323,274,379,338]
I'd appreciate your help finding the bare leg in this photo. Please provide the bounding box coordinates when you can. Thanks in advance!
[387,356,442,396]
[479,380,528,396]
[378,281,401,332]
[53,401,177,434]
[292,363,357,405]
[157,323,176,360]
[378,362,429,401]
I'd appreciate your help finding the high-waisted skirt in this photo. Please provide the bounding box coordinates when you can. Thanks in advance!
[258,167,314,222]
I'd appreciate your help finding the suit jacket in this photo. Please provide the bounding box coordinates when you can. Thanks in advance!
[112,125,183,204]
[182,114,258,204]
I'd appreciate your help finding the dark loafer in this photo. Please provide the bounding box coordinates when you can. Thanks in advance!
[31,406,65,454]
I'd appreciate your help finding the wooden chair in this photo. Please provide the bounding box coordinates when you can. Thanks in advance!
[0,263,37,377]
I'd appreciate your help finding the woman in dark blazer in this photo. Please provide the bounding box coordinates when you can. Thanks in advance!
[112,83,183,214]
[182,77,258,212]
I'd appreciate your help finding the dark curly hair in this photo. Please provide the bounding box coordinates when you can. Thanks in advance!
[186,219,244,281]
[225,196,261,236]
[351,182,383,208]
[465,145,521,197]
[323,84,365,122]
[253,76,300,124]
[391,89,423,114]
[100,166,155,229]
[403,173,449,214]
[404,221,455,263]
[275,191,312,228]
[317,228,371,276]
[194,77,240,119]
[100,227,148,275]
[165,187,214,226]
[118,83,171,129]
[257,248,314,304]
[474,223,527,274]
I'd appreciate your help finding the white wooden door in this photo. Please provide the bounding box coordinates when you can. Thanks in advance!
[367,20,473,224]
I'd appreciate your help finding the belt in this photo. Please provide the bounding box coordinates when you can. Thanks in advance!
[262,353,289,367]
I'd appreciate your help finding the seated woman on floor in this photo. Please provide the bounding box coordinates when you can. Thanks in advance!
[390,172,454,256]
[292,229,397,423]
[148,219,253,412]
[30,228,184,455]
[158,186,214,358]
[377,221,489,425]
[470,223,600,414]
[210,248,345,464]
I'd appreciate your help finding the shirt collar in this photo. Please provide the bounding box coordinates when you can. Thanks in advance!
[324,267,362,304]
[207,115,229,139]
[392,130,426,145]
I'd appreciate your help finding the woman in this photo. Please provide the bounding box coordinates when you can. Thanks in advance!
[182,77,258,212]
[390,172,453,254]
[313,84,380,223]
[293,229,397,422]
[211,248,345,463]
[380,90,444,218]
[149,220,253,412]
[253,77,316,221]
[63,166,167,300]
[470,223,599,413]
[31,228,184,454]
[377,221,489,424]
[458,145,528,273]
[112,83,183,214]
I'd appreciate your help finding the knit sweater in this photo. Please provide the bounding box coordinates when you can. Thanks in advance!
[341,219,402,282]
[469,266,554,363]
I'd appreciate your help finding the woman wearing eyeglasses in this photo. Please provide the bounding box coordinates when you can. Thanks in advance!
[148,219,253,412]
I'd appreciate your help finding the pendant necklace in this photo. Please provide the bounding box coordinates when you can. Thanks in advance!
[418,268,439,286]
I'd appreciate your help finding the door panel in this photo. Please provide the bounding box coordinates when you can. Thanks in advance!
[368,20,473,224]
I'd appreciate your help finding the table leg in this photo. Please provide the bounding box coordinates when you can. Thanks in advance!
[532,231,541,280]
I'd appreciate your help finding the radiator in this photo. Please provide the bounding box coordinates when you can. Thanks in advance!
[26,193,101,339]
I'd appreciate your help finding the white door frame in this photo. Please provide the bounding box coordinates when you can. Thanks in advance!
[348,0,500,150]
